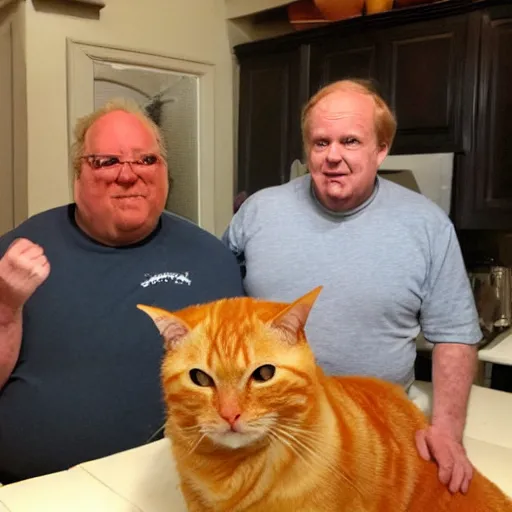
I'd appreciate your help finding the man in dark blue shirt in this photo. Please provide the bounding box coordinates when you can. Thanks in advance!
[0,99,244,483]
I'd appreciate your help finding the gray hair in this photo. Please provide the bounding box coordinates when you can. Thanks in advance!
[70,97,168,177]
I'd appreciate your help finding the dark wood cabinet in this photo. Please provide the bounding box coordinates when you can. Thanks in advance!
[237,49,304,195]
[455,5,512,229]
[309,33,382,96]
[234,0,512,230]
[308,15,470,155]
[491,363,512,392]
[382,14,470,154]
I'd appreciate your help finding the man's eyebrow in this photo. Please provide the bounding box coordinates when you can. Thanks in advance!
[88,148,160,155]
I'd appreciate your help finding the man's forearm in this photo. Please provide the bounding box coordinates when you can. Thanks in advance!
[0,305,22,389]
[431,343,478,441]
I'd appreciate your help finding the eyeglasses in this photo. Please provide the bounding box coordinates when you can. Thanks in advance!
[80,153,161,171]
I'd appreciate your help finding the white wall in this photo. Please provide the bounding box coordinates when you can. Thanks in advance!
[24,0,235,235]
[225,0,294,20]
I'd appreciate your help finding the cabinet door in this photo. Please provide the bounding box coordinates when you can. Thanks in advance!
[309,33,384,98]
[382,14,470,154]
[455,6,512,229]
[237,49,304,196]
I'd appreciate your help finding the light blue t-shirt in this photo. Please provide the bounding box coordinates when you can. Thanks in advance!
[223,175,482,388]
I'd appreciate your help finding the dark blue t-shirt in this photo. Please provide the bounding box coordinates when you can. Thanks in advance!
[0,205,245,483]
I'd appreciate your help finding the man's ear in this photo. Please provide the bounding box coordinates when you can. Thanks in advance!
[137,304,191,350]
[376,142,389,167]
[269,286,323,343]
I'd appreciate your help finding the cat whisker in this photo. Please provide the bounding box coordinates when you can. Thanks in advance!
[276,420,323,437]
[278,419,314,429]
[266,429,317,475]
[179,424,202,433]
[276,421,357,458]
[275,418,314,432]
[145,423,166,443]
[245,420,275,433]
[274,422,329,448]
[276,417,304,425]
[279,423,369,463]
[199,424,222,435]
[186,433,207,456]
[273,426,327,460]
[273,425,363,498]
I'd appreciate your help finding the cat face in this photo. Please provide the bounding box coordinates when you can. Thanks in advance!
[138,287,322,451]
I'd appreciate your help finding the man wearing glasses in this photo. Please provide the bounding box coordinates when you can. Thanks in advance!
[0,99,245,483]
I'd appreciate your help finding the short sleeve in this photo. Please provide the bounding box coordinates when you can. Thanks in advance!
[221,203,250,266]
[420,223,482,344]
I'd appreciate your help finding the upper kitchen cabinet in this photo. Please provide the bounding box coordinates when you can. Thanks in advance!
[381,14,472,154]
[308,14,471,155]
[237,48,304,195]
[309,32,383,96]
[454,4,512,229]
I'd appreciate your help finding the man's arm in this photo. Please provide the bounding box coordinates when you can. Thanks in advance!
[415,342,478,494]
[0,238,50,389]
[0,306,22,389]
[415,220,481,494]
[431,342,477,442]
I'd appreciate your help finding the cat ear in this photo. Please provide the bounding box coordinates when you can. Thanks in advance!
[270,286,323,342]
[137,304,191,350]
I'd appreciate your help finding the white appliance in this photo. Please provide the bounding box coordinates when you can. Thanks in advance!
[378,153,454,216]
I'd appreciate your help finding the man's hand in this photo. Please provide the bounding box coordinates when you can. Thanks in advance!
[415,425,473,494]
[0,238,50,318]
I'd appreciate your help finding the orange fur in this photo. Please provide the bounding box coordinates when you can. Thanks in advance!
[138,288,512,512]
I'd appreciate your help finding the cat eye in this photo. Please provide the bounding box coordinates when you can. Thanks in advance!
[251,364,276,382]
[189,369,215,387]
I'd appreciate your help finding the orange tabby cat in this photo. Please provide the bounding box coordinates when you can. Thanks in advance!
[138,287,512,512]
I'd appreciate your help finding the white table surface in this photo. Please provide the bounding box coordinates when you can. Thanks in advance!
[0,440,187,512]
[478,329,512,366]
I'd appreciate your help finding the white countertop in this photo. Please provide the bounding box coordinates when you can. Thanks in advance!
[0,439,187,512]
[478,329,512,366]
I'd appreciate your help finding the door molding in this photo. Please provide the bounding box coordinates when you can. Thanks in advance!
[0,1,27,230]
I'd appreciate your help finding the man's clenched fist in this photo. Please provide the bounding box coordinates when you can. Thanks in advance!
[0,238,50,314]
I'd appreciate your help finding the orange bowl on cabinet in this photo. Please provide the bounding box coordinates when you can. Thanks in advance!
[365,0,394,14]
[394,0,438,7]
[314,0,365,20]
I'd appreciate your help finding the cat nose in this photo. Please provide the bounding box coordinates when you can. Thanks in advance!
[221,412,241,428]
[218,395,242,429]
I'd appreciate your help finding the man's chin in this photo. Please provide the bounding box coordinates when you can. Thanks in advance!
[325,177,350,192]
[111,215,157,244]
[322,184,351,201]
